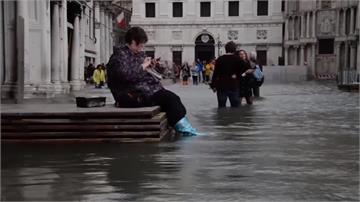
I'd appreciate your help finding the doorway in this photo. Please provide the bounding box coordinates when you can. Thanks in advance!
[195,34,215,63]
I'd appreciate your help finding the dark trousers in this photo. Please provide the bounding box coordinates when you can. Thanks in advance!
[152,89,186,126]
[113,89,186,127]
[217,90,240,108]
[192,76,198,85]
[252,87,260,97]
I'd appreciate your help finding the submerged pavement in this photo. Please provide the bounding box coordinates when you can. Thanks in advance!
[2,81,359,201]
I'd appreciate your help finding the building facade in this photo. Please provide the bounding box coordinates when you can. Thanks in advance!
[0,0,131,100]
[284,0,359,79]
[130,0,284,67]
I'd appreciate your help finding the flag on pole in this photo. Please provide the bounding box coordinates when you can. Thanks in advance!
[116,11,126,29]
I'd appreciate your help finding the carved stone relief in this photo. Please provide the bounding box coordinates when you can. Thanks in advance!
[317,10,336,37]
[227,30,238,40]
[257,30,267,39]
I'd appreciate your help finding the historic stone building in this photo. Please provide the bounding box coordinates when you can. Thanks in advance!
[284,0,359,79]
[0,0,131,100]
[130,0,284,67]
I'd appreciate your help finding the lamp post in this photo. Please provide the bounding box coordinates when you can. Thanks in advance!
[217,34,223,56]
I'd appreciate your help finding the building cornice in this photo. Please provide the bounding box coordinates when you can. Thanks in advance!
[131,21,284,28]
[145,42,283,47]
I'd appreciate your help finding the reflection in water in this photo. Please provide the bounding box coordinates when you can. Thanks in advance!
[2,82,359,201]
[2,144,182,201]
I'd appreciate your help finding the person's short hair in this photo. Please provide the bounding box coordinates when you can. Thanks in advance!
[249,51,257,62]
[125,27,148,45]
[225,41,237,53]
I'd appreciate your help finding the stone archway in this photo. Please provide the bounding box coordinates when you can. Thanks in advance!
[195,33,215,63]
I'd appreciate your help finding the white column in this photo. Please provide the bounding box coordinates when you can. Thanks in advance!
[100,8,105,63]
[311,44,316,77]
[306,12,310,38]
[358,1,360,74]
[294,46,298,65]
[284,47,289,65]
[350,43,356,69]
[40,0,51,84]
[300,14,304,38]
[16,0,31,99]
[300,45,304,65]
[70,15,81,90]
[294,17,298,40]
[344,42,349,69]
[109,13,113,57]
[0,1,4,84]
[60,0,68,83]
[103,12,107,63]
[335,9,340,36]
[94,2,101,66]
[312,11,316,38]
[17,0,30,80]
[335,42,341,72]
[104,12,109,63]
[291,18,295,40]
[51,2,61,85]
[342,9,346,36]
[288,17,292,40]
[285,18,289,40]
[80,8,85,82]
[349,7,354,35]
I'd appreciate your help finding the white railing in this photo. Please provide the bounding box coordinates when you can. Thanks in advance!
[337,70,359,85]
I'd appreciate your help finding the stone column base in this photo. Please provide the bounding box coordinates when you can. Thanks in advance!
[1,83,17,100]
[61,82,71,94]
[70,80,84,91]
[24,83,53,98]
[23,83,71,98]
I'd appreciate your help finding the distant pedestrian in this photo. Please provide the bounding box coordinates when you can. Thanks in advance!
[93,64,106,88]
[181,62,190,85]
[205,59,215,83]
[174,63,181,82]
[196,59,204,83]
[210,41,250,108]
[191,64,199,85]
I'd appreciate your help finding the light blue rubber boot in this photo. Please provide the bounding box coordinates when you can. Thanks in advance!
[174,117,199,136]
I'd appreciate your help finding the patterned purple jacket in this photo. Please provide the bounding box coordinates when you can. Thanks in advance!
[106,46,163,103]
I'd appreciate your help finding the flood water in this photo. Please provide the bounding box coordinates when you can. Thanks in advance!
[2,81,359,201]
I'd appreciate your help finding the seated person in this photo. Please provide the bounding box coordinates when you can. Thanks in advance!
[106,27,198,136]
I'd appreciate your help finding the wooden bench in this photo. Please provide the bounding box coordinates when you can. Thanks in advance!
[1,104,173,143]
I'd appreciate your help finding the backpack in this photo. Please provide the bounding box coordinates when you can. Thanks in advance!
[253,65,264,81]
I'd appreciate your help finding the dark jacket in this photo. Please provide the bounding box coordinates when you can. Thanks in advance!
[106,46,163,106]
[210,54,250,91]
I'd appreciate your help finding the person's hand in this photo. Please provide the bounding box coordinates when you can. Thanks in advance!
[142,57,152,70]
[241,73,246,77]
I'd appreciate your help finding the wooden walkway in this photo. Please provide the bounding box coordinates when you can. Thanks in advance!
[1,104,173,143]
